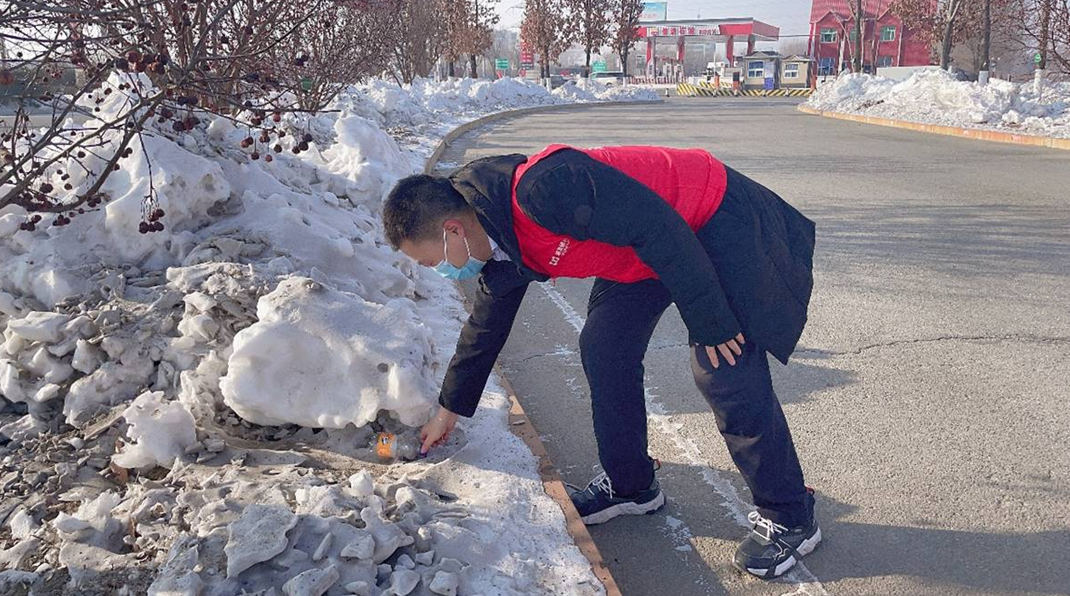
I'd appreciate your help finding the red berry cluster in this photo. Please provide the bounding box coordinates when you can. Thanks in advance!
[237,111,308,161]
[18,215,42,232]
[112,49,169,75]
[139,208,166,234]
[17,190,108,231]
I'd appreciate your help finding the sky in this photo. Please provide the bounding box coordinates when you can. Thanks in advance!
[497,0,814,37]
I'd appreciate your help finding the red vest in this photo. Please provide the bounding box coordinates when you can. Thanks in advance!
[510,144,727,282]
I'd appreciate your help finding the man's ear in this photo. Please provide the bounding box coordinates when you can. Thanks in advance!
[442,218,465,237]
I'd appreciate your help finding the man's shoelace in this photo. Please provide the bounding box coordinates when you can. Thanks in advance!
[586,471,615,500]
[748,511,789,541]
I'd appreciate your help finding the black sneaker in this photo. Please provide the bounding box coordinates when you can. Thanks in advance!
[733,497,821,579]
[567,471,666,525]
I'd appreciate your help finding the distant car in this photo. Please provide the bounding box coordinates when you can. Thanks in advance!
[549,74,567,89]
[590,71,626,86]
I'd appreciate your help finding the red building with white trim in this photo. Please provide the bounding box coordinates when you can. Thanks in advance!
[808,0,934,75]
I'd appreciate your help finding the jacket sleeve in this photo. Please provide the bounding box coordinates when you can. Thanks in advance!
[438,259,529,417]
[516,149,741,346]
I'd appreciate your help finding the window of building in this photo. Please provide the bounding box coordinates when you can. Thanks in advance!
[877,55,894,67]
[820,28,836,43]
[747,61,765,78]
[784,63,800,78]
[881,26,896,41]
[819,57,834,75]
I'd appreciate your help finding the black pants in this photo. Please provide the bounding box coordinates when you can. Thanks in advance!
[579,278,813,527]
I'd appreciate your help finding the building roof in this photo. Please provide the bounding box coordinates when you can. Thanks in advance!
[783,55,815,62]
[743,51,782,59]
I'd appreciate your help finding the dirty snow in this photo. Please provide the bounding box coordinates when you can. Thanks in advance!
[0,74,642,595]
[552,78,662,103]
[807,69,1070,138]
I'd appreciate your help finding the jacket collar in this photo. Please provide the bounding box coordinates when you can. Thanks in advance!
[448,154,549,283]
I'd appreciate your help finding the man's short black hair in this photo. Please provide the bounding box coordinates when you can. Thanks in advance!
[383,174,472,249]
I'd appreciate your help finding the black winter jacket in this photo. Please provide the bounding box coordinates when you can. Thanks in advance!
[437,148,816,417]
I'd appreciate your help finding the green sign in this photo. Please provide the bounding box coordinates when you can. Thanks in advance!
[1034,52,1042,64]
[495,58,509,70]
[592,61,607,73]
[300,77,313,91]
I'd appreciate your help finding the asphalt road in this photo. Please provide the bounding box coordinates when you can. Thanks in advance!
[438,98,1070,596]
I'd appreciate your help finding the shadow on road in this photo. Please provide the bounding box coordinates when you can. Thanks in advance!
[648,459,1070,596]
[806,490,1070,595]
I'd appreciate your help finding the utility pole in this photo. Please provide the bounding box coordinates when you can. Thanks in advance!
[979,0,991,84]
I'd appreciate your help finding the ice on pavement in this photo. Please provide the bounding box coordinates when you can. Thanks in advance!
[808,69,1070,138]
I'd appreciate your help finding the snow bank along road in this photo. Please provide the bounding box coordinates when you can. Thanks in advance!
[437,97,1070,596]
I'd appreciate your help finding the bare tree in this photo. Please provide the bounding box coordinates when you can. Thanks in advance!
[390,0,448,83]
[609,0,644,76]
[1016,0,1070,73]
[982,0,992,80]
[852,0,865,72]
[461,0,500,78]
[521,0,571,79]
[0,0,392,232]
[892,0,969,70]
[952,0,1020,77]
[567,0,611,77]
[482,28,519,76]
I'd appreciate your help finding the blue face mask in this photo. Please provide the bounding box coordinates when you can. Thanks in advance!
[435,230,486,281]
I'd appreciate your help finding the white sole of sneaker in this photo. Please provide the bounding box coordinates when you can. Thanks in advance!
[746,527,822,579]
[580,491,666,525]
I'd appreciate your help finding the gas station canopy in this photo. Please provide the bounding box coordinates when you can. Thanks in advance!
[636,17,780,72]
[638,17,780,42]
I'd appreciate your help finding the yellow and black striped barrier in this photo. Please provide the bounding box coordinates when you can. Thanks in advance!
[675,83,813,98]
[675,82,721,97]
[766,88,814,97]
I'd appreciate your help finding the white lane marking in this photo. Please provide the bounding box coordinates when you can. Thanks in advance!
[538,283,828,595]
[540,283,585,333]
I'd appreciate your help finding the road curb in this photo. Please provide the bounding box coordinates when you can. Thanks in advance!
[425,103,630,596]
[797,104,1070,151]
[499,371,624,596]
[424,100,662,175]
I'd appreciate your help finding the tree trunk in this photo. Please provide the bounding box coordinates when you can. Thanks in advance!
[448,60,455,78]
[940,15,954,70]
[621,48,630,76]
[470,54,478,78]
[1039,0,1051,70]
[853,0,863,72]
[585,48,592,77]
[980,0,991,83]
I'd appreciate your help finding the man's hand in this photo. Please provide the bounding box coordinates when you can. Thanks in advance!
[705,333,746,369]
[420,407,459,454]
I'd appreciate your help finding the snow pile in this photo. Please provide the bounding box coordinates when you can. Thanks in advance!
[553,78,662,103]
[112,390,196,470]
[343,76,659,132]
[221,277,438,429]
[599,84,663,102]
[0,69,617,595]
[807,70,1070,138]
